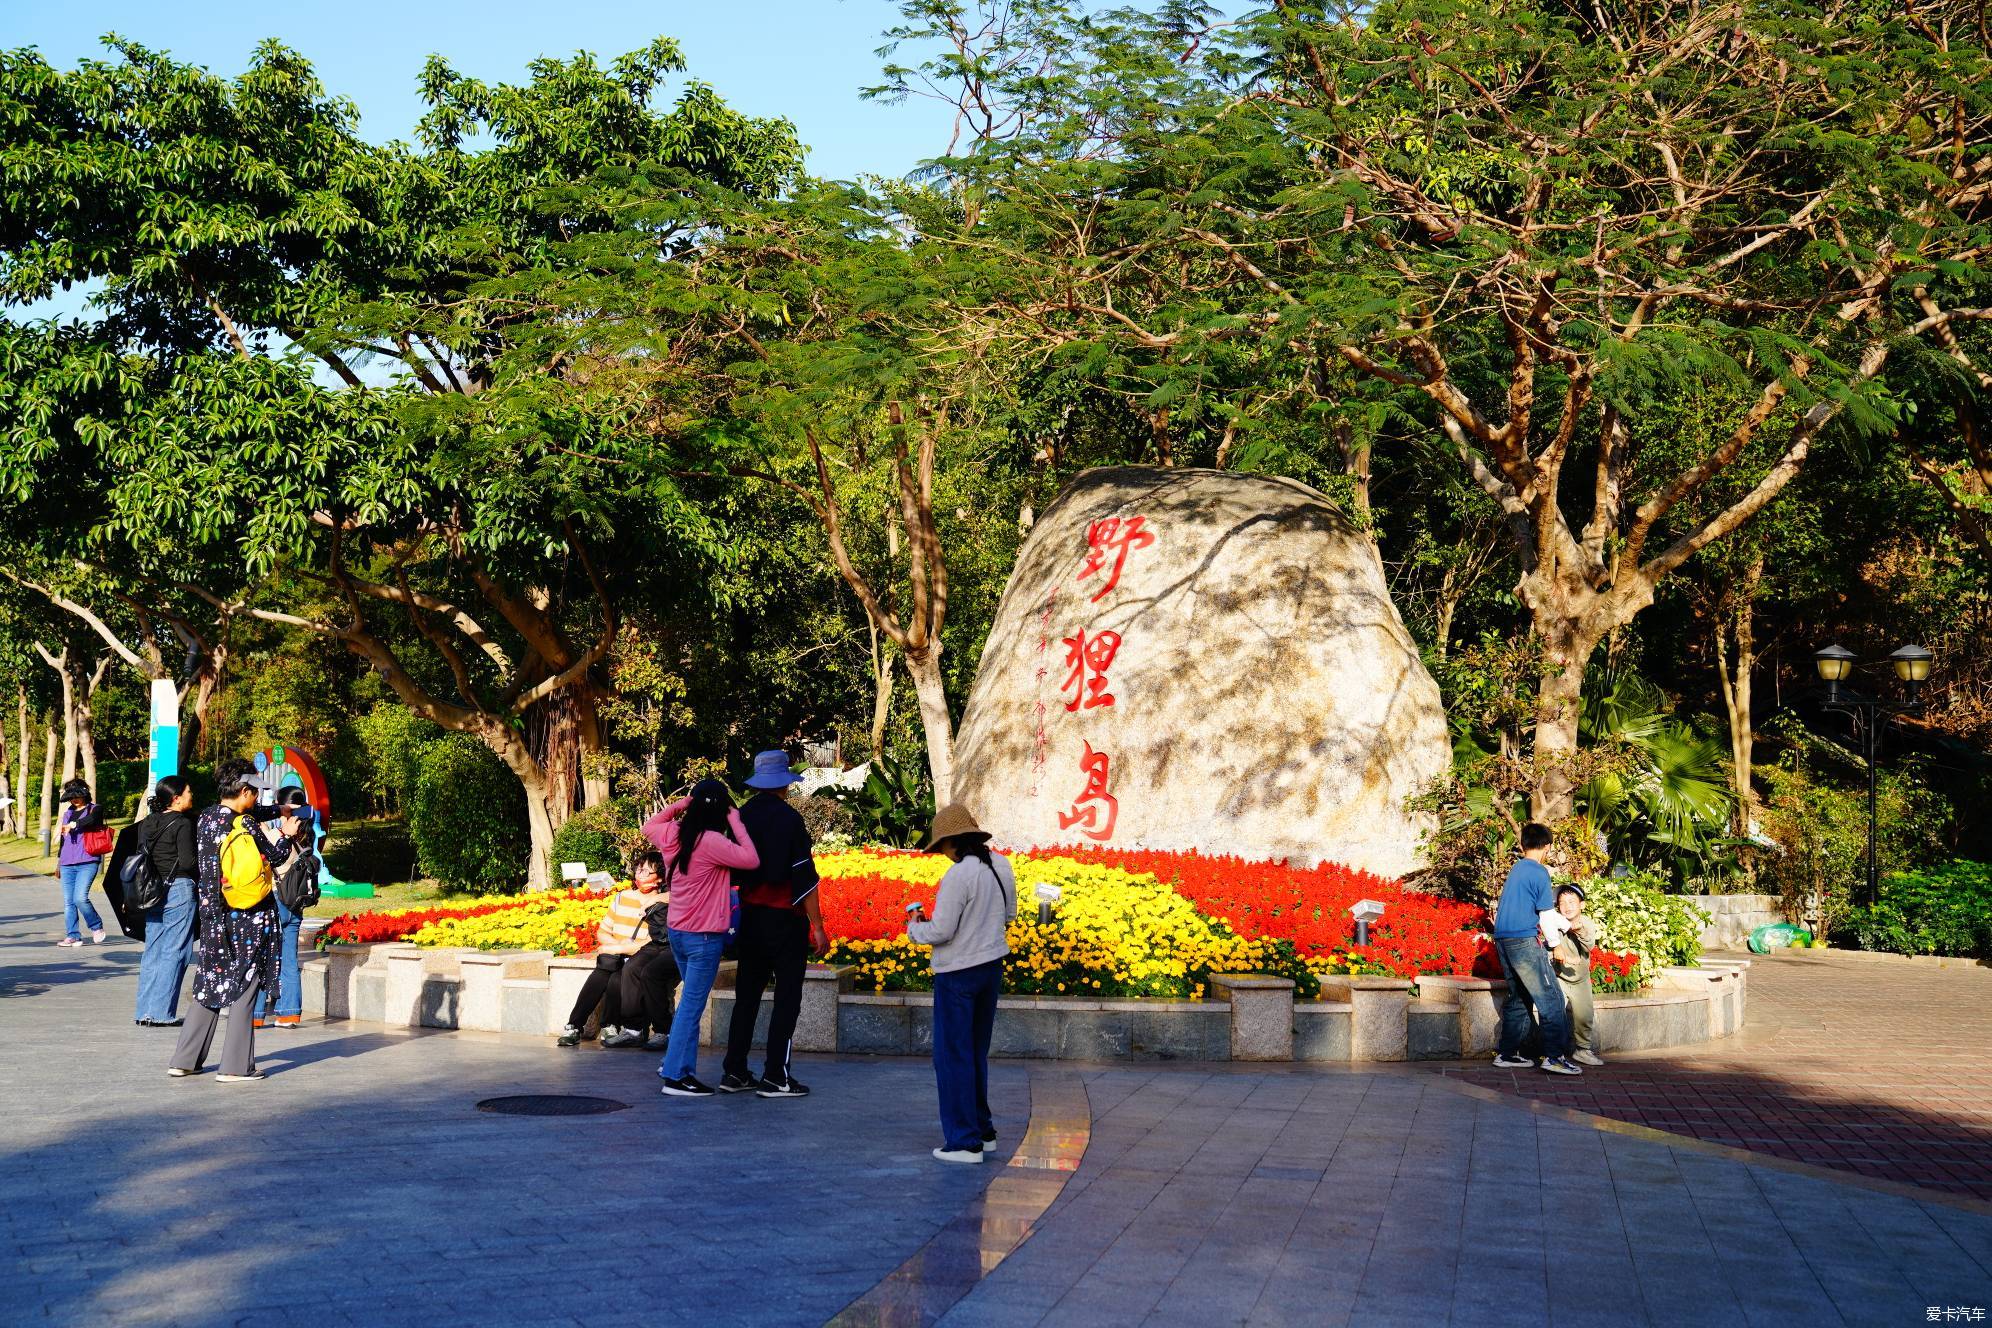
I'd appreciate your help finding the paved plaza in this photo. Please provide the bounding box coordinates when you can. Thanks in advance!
[4,871,1991,1327]
[1441,947,1992,1201]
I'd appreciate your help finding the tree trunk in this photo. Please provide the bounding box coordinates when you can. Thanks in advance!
[16,690,29,840]
[76,656,110,800]
[38,724,57,849]
[57,654,78,785]
[904,646,955,804]
[1715,557,1763,835]
[575,690,611,808]
[868,617,896,760]
[0,713,12,838]
[475,721,559,891]
[1528,622,1601,823]
[180,639,226,768]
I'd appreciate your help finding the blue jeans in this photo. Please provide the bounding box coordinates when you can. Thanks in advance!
[134,877,198,1021]
[660,929,726,1082]
[1496,935,1569,1060]
[254,894,303,1019]
[932,957,1003,1152]
[59,862,104,940]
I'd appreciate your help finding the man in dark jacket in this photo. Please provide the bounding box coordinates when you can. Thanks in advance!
[719,750,827,1098]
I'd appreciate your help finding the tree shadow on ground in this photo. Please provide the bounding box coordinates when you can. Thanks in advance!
[1433,1052,1992,1204]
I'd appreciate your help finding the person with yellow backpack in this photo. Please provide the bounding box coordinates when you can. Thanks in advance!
[168,759,303,1083]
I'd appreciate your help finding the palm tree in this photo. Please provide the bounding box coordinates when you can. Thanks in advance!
[1578,670,1738,884]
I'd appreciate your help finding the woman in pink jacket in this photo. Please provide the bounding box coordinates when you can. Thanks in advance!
[643,778,758,1097]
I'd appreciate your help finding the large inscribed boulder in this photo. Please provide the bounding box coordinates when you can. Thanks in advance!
[952,467,1448,877]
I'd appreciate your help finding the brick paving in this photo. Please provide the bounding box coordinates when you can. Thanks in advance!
[1439,948,1992,1200]
[5,875,1992,1325]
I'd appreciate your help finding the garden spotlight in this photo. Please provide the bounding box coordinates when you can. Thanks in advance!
[1349,899,1386,947]
[1035,882,1063,927]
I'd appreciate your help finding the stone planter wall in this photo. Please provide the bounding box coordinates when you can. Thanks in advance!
[1686,893,1787,950]
[301,937,1748,1062]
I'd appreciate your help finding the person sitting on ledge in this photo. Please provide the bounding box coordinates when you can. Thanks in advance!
[557,852,669,1048]
[618,850,680,1053]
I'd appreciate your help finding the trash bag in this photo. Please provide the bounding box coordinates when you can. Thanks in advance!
[1748,922,1813,954]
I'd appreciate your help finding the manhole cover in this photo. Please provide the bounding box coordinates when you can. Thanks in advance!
[476,1094,630,1117]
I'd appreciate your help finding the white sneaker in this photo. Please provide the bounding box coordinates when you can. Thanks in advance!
[597,1025,624,1044]
[216,1071,266,1083]
[644,1033,670,1052]
[91,929,107,944]
[1573,1049,1606,1067]
[166,1067,200,1078]
[932,1147,984,1165]
[56,937,83,948]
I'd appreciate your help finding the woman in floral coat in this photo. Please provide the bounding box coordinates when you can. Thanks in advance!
[168,759,300,1083]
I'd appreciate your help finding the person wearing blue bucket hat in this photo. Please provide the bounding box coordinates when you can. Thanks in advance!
[719,749,829,1098]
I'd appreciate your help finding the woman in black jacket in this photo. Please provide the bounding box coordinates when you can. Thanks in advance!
[133,777,198,1028]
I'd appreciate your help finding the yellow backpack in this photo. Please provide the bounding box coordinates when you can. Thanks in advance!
[219,814,273,909]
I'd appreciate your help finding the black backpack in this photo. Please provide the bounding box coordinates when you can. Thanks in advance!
[274,848,322,913]
[121,825,166,912]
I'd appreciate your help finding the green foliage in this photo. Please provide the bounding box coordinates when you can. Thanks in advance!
[546,798,646,880]
[1838,861,1992,958]
[322,820,419,888]
[352,703,440,816]
[826,754,935,849]
[1574,872,1709,982]
[1756,725,1954,935]
[1577,670,1739,886]
[408,735,528,895]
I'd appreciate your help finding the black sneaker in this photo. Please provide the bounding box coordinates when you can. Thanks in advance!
[556,1025,582,1047]
[980,1126,998,1144]
[660,1075,716,1098]
[757,1075,810,1099]
[1540,1056,1584,1076]
[718,1071,764,1094]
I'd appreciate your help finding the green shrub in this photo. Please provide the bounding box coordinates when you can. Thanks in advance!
[322,819,419,886]
[1569,869,1709,981]
[1838,860,1992,958]
[408,735,528,894]
[547,799,646,880]
[353,703,441,815]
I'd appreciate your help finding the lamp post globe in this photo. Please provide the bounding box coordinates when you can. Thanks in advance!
[1889,644,1934,696]
[1813,644,1856,700]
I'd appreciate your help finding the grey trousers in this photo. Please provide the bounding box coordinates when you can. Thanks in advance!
[1557,970,1595,1053]
[170,976,260,1076]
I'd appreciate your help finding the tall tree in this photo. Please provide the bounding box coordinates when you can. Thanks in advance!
[0,39,801,883]
[894,0,1992,819]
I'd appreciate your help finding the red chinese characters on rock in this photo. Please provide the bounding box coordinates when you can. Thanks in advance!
[1077,516,1156,603]
[1058,741,1118,842]
[1061,628,1122,712]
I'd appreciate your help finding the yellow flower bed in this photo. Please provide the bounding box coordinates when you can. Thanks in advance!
[818,849,1327,998]
[409,891,617,954]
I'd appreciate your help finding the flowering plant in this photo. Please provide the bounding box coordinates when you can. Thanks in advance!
[1589,947,1643,993]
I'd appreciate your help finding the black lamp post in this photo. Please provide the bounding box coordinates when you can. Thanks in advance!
[1810,642,1934,906]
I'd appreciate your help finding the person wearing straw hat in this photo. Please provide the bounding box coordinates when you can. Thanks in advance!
[907,804,1016,1164]
[720,749,830,1098]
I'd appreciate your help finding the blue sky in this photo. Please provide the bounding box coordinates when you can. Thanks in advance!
[4,0,959,178]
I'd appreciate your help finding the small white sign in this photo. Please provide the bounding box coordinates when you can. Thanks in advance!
[1034,883,1063,904]
[560,861,588,881]
[1349,898,1387,922]
[584,871,618,890]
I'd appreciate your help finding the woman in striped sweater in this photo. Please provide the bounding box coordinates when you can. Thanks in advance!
[557,854,668,1048]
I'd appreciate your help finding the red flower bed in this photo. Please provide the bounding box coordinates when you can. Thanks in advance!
[1590,947,1641,993]
[318,887,604,947]
[818,872,930,943]
[1053,847,1492,977]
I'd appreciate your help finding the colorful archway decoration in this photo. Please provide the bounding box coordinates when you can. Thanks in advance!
[251,745,331,817]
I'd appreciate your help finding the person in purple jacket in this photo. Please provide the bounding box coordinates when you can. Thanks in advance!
[54,779,108,947]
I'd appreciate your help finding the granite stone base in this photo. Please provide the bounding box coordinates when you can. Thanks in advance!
[302,944,1749,1061]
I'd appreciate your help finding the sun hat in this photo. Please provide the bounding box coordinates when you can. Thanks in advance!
[744,750,802,790]
[922,803,991,853]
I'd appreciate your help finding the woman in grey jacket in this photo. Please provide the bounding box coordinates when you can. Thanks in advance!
[907,804,1016,1164]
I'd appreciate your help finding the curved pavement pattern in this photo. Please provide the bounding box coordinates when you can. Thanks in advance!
[3,874,1990,1327]
[1438,947,1992,1201]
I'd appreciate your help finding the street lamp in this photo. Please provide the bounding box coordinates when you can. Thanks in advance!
[1810,643,1935,906]
[1349,899,1386,947]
